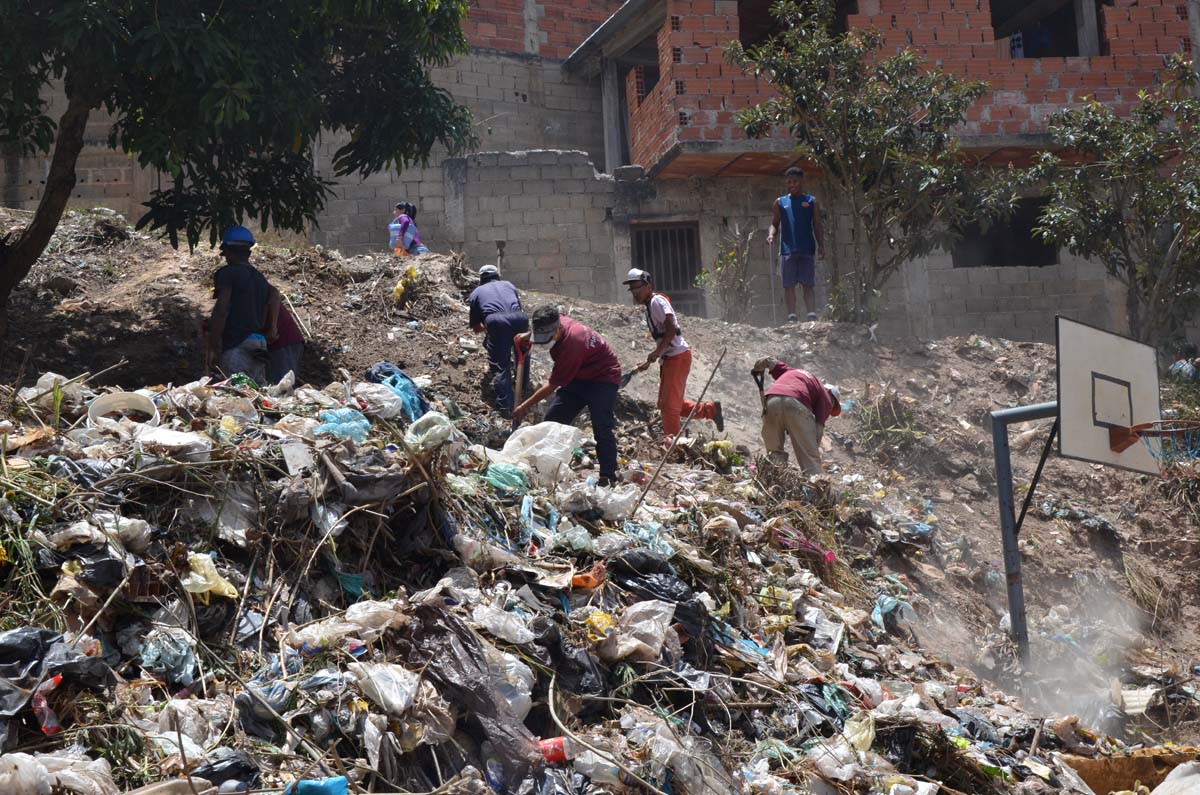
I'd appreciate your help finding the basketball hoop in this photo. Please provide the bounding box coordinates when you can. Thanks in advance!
[1108,419,1200,465]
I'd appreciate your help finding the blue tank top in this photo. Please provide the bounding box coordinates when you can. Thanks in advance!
[778,194,816,256]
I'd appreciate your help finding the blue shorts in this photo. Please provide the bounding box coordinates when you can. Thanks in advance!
[781,252,815,289]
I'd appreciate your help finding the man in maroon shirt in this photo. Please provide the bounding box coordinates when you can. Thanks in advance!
[513,305,623,485]
[753,357,841,475]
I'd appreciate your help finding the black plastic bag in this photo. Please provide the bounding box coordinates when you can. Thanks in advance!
[947,708,1001,745]
[404,604,540,786]
[0,627,116,717]
[613,572,708,638]
[190,749,262,787]
[608,549,673,577]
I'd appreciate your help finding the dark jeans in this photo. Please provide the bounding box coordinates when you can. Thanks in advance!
[544,379,619,480]
[484,311,529,411]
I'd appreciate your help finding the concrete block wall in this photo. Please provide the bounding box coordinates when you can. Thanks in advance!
[0,89,155,223]
[873,250,1127,341]
[456,151,617,302]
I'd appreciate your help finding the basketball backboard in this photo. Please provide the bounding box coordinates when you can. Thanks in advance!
[1056,316,1161,475]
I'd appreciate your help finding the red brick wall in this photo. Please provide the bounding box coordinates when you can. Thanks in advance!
[627,0,1192,170]
[463,0,624,59]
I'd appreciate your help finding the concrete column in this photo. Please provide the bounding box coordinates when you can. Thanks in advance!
[442,157,467,247]
[1074,0,1100,56]
[601,58,623,174]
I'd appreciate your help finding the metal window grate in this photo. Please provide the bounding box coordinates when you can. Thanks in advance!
[631,223,707,318]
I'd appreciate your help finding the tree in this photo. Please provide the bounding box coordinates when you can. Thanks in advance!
[0,0,476,337]
[696,223,757,322]
[1031,57,1200,345]
[728,0,986,320]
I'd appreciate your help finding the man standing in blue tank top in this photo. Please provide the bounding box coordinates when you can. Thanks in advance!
[766,166,824,323]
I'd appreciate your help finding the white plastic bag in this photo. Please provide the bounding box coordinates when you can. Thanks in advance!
[348,662,421,716]
[344,599,409,640]
[491,422,583,487]
[596,484,639,520]
[0,753,51,795]
[472,604,535,644]
[483,645,535,720]
[195,483,257,547]
[91,511,151,553]
[17,372,88,412]
[353,382,406,419]
[130,424,213,463]
[204,395,259,423]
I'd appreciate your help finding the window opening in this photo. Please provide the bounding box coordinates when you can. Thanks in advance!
[952,198,1058,268]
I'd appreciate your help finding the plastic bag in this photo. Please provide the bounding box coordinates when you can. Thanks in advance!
[352,383,405,419]
[483,463,529,495]
[483,646,535,720]
[129,424,212,463]
[872,594,918,633]
[382,373,430,421]
[404,411,455,452]
[139,627,198,686]
[195,483,257,548]
[844,711,875,752]
[491,422,583,487]
[205,395,259,423]
[180,553,238,603]
[344,599,409,640]
[348,662,420,716]
[0,752,51,795]
[472,604,535,645]
[91,511,151,553]
[0,629,116,719]
[285,777,349,795]
[596,483,639,520]
[598,600,675,662]
[17,372,88,412]
[0,750,118,795]
[315,408,371,443]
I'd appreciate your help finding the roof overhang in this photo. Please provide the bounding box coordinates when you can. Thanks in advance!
[563,0,667,77]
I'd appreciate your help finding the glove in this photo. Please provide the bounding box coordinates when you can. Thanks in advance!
[752,357,776,375]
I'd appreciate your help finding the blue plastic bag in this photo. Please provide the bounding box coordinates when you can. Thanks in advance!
[315,408,370,443]
[286,777,349,795]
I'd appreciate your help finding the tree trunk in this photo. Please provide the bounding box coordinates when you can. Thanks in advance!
[0,82,95,339]
[1188,0,1200,97]
[1125,278,1147,343]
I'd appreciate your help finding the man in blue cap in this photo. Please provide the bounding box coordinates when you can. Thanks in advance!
[468,263,529,415]
[207,226,272,384]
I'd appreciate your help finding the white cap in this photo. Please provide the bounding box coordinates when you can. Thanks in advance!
[479,264,500,279]
[622,268,652,285]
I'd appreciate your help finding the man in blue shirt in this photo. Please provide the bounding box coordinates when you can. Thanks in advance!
[468,264,530,414]
[767,166,825,323]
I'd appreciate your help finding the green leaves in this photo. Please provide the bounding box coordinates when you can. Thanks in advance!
[0,0,475,250]
[1035,60,1200,343]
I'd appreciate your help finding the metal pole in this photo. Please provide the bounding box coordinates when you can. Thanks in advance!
[990,401,1058,669]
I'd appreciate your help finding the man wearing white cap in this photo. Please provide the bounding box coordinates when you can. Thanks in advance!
[468,264,529,414]
[623,268,723,441]
[751,357,841,475]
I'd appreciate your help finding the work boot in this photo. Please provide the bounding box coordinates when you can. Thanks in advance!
[807,312,818,321]
[713,401,724,432]
[786,313,798,323]
[597,475,615,488]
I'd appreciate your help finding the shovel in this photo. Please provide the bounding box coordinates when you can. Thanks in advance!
[620,360,651,390]
[512,335,529,432]
[752,369,766,416]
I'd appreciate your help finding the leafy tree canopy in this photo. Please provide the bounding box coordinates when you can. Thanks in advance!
[0,0,476,333]
[1030,57,1200,345]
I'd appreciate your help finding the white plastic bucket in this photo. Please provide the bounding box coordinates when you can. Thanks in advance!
[87,391,160,428]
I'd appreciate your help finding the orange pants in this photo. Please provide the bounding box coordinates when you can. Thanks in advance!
[658,348,716,437]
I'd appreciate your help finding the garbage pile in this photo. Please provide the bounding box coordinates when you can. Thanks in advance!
[0,368,1195,795]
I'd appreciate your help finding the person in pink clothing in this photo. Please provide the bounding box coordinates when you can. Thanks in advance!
[752,356,840,475]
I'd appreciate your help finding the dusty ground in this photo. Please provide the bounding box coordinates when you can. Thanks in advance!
[3,208,1197,740]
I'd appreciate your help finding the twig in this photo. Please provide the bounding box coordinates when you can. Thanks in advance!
[78,571,132,638]
[283,292,314,339]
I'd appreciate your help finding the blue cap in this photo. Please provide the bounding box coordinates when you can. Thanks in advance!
[220,226,255,249]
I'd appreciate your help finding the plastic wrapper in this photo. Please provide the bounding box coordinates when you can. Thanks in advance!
[490,422,584,487]
[315,407,371,442]
[180,553,239,603]
[128,424,213,462]
[844,711,875,752]
[194,483,257,547]
[90,511,151,553]
[17,372,89,413]
[483,646,535,720]
[472,604,535,645]
[204,395,259,423]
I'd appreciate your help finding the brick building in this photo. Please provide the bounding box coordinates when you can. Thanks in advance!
[4,0,1192,340]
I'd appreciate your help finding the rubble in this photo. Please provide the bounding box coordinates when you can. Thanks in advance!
[1,354,1197,795]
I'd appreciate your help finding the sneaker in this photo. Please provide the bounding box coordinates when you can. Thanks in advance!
[786,313,798,323]
[597,475,615,488]
[713,401,724,432]
[806,312,818,321]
